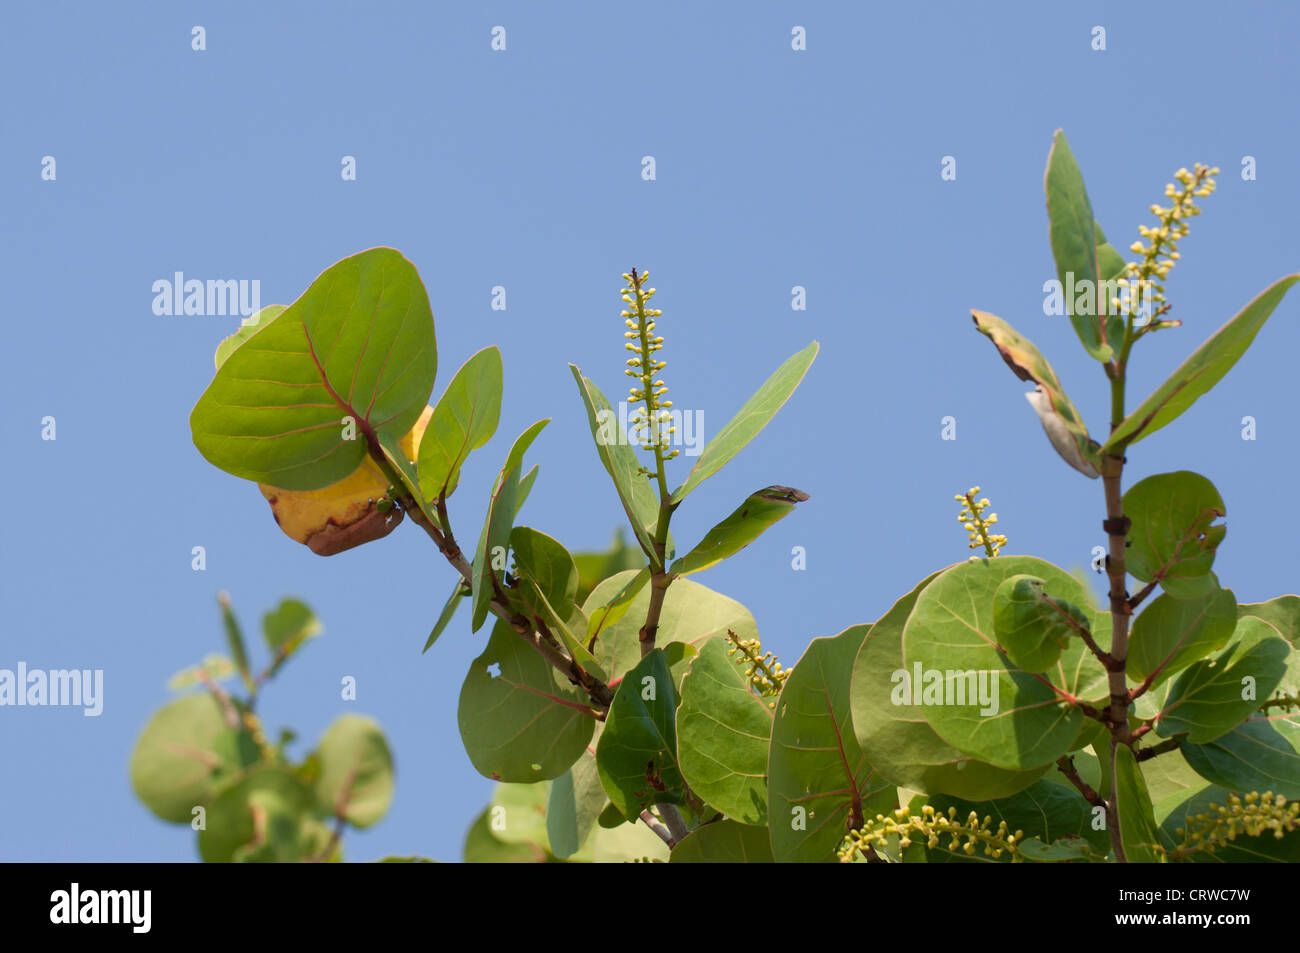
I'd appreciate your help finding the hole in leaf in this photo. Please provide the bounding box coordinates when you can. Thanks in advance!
[487,662,502,679]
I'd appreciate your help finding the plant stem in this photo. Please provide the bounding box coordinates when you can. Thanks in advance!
[1101,346,1135,862]
[364,438,615,710]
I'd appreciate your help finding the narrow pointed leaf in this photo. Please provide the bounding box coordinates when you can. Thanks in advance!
[670,486,809,576]
[1114,744,1165,863]
[191,248,438,490]
[424,580,466,652]
[417,346,503,502]
[1044,130,1125,362]
[671,341,818,504]
[971,309,1099,477]
[1103,275,1300,451]
[569,365,661,557]
[469,420,549,632]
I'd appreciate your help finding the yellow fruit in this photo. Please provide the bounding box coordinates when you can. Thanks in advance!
[258,407,433,556]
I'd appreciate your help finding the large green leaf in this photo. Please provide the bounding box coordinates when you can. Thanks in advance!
[416,346,503,502]
[469,420,549,632]
[670,486,808,576]
[850,570,1048,799]
[457,619,595,782]
[1103,275,1300,451]
[596,649,685,819]
[191,248,438,490]
[670,820,775,863]
[1181,713,1300,798]
[1123,471,1225,595]
[1156,618,1289,744]
[312,714,394,828]
[971,310,1100,477]
[130,693,260,824]
[1114,743,1165,862]
[923,779,1109,863]
[569,366,662,558]
[1127,584,1237,685]
[581,572,758,686]
[768,627,897,862]
[1044,130,1125,362]
[677,638,773,825]
[901,557,1110,770]
[671,341,818,504]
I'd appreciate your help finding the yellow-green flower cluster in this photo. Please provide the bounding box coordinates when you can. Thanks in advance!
[621,269,678,463]
[1116,163,1218,327]
[838,804,1025,863]
[956,486,1006,558]
[1168,791,1299,860]
[726,629,789,708]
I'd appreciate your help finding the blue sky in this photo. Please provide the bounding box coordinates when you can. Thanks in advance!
[2,1,1297,861]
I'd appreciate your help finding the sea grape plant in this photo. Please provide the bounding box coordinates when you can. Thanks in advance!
[130,595,397,862]
[161,128,1300,862]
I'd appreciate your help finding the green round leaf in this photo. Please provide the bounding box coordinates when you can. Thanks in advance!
[313,714,394,828]
[458,619,595,782]
[130,693,258,823]
[901,557,1108,771]
[851,569,1048,799]
[1127,584,1237,685]
[190,247,438,491]
[992,574,1090,673]
[1123,471,1225,589]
